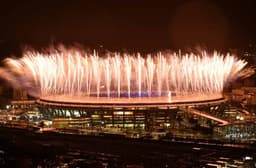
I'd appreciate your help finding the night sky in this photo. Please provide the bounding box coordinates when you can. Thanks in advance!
[0,0,256,56]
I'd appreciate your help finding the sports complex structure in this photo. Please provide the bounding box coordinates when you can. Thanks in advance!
[2,46,254,138]
[37,93,227,130]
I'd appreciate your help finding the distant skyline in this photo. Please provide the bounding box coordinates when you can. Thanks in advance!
[0,0,256,55]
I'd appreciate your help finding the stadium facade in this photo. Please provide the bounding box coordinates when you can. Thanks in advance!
[36,95,227,131]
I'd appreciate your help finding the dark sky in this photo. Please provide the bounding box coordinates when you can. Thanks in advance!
[0,0,256,55]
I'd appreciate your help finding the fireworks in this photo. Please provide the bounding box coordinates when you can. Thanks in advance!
[0,47,248,98]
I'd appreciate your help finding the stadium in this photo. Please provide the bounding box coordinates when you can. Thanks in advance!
[36,94,227,131]
[0,47,249,134]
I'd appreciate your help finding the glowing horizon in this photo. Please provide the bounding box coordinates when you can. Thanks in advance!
[0,46,249,98]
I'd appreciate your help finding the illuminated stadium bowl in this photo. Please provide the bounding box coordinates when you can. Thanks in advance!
[38,92,225,108]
